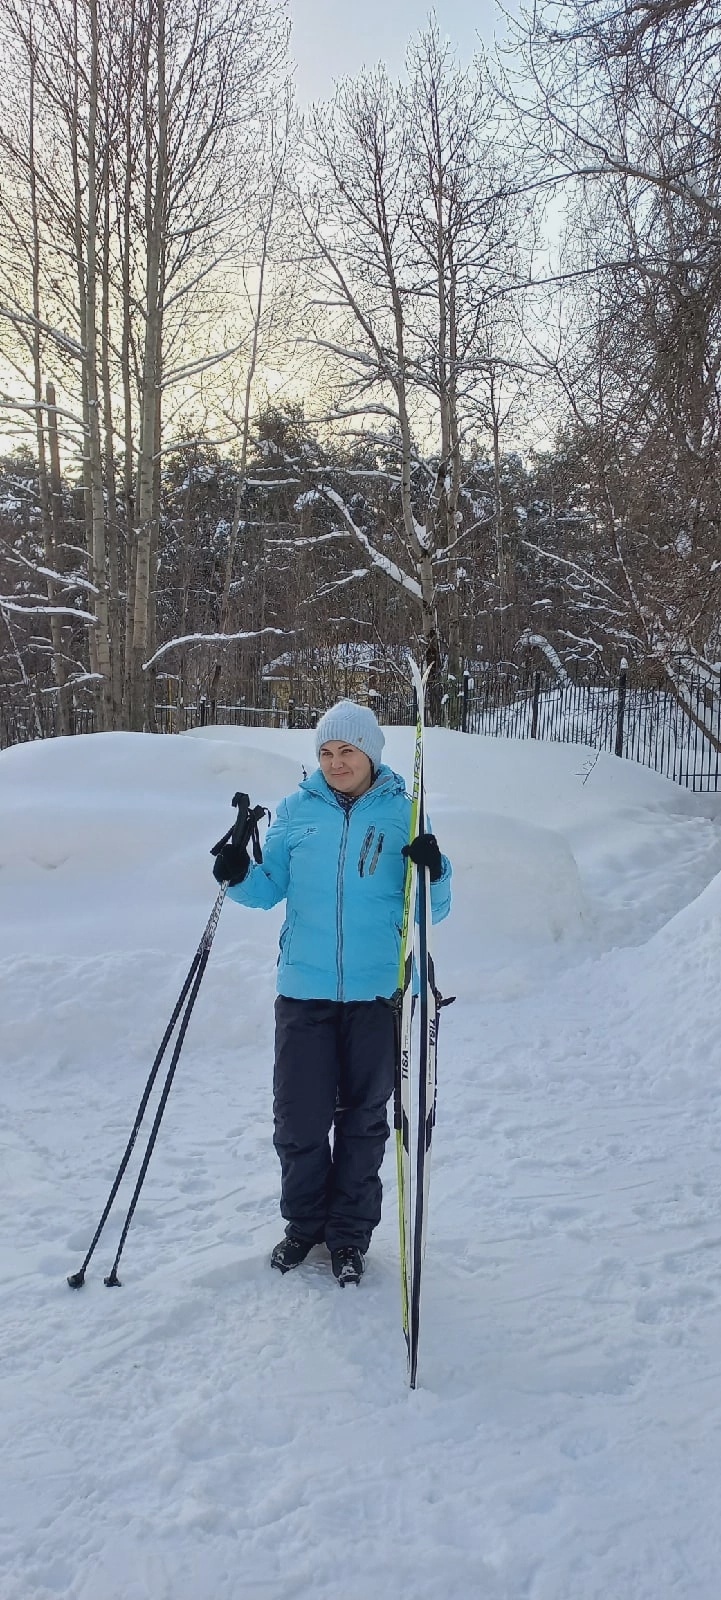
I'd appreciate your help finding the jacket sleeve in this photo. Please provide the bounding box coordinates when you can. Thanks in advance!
[430,853,452,924]
[423,807,452,925]
[226,798,291,911]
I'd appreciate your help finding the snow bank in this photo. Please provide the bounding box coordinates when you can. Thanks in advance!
[0,731,299,957]
[3,725,721,1599]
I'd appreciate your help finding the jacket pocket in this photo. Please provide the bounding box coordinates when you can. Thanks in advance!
[277,911,297,965]
[369,832,385,874]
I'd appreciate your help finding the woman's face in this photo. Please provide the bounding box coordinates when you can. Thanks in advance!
[318,740,373,798]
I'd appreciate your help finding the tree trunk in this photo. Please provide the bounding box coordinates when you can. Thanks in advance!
[45,384,73,735]
[219,201,275,634]
[83,0,114,730]
[27,35,71,736]
[130,0,166,730]
[120,11,137,722]
[490,380,506,657]
[100,114,123,728]
[145,368,163,731]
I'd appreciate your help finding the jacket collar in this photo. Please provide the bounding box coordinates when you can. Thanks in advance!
[300,763,405,806]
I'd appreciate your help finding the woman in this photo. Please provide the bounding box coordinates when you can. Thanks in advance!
[213,700,451,1286]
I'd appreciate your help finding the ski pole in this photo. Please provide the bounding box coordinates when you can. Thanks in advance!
[101,903,221,1286]
[67,792,267,1289]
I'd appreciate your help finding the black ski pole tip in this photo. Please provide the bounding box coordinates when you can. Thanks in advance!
[103,1271,122,1287]
[67,1270,86,1289]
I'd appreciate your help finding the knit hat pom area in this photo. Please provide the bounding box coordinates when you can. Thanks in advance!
[314,700,385,771]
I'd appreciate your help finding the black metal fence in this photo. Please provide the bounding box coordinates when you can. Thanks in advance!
[155,687,418,733]
[3,664,721,791]
[155,698,314,734]
[458,664,721,791]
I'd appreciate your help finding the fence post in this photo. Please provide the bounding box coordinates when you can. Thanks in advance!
[530,671,541,738]
[288,698,295,730]
[462,671,470,734]
[615,658,628,757]
[199,696,207,728]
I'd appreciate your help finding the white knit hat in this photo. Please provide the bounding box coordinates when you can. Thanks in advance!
[314,700,385,771]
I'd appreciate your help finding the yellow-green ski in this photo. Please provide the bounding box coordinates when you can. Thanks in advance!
[394,658,428,1375]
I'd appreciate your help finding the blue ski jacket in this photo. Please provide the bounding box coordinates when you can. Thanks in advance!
[227,764,452,1001]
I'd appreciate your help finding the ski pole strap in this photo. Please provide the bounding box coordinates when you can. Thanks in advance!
[210,791,269,864]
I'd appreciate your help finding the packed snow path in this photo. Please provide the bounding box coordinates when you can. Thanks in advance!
[2,726,721,1600]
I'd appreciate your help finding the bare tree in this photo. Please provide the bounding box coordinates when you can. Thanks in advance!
[296,29,525,703]
[510,0,721,227]
[218,92,295,638]
[0,0,291,732]
[494,0,720,724]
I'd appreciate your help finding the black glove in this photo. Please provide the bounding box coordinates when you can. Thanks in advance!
[402,833,443,882]
[212,839,250,887]
[211,791,268,887]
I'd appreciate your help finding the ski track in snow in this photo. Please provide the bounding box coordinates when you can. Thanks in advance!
[2,728,721,1600]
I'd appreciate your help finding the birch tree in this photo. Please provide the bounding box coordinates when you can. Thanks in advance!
[123,0,289,727]
[0,0,290,733]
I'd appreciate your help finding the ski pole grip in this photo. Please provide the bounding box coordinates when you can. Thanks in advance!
[210,793,250,858]
[210,793,269,864]
[230,792,251,846]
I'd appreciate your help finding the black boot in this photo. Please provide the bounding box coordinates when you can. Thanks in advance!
[270,1235,317,1274]
[331,1245,366,1287]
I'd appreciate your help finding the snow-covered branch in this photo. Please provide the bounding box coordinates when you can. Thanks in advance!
[517,630,570,684]
[0,306,84,361]
[319,487,422,601]
[302,569,370,602]
[162,340,248,389]
[5,547,99,595]
[244,477,302,489]
[520,540,621,601]
[142,627,288,671]
[268,531,350,549]
[0,599,97,622]
[0,394,86,431]
[433,516,494,561]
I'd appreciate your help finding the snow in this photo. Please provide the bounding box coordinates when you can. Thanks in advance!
[3,724,721,1598]
[293,489,320,512]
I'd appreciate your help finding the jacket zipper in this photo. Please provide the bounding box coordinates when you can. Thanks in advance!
[336,810,350,1000]
[358,826,375,876]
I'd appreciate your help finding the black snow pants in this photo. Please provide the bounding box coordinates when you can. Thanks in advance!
[273,996,397,1253]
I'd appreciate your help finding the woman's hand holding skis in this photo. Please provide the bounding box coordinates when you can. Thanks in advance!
[401,833,444,882]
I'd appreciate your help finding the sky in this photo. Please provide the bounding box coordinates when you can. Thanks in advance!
[288,0,507,103]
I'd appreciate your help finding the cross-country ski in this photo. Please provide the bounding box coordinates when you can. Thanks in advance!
[395,657,453,1385]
